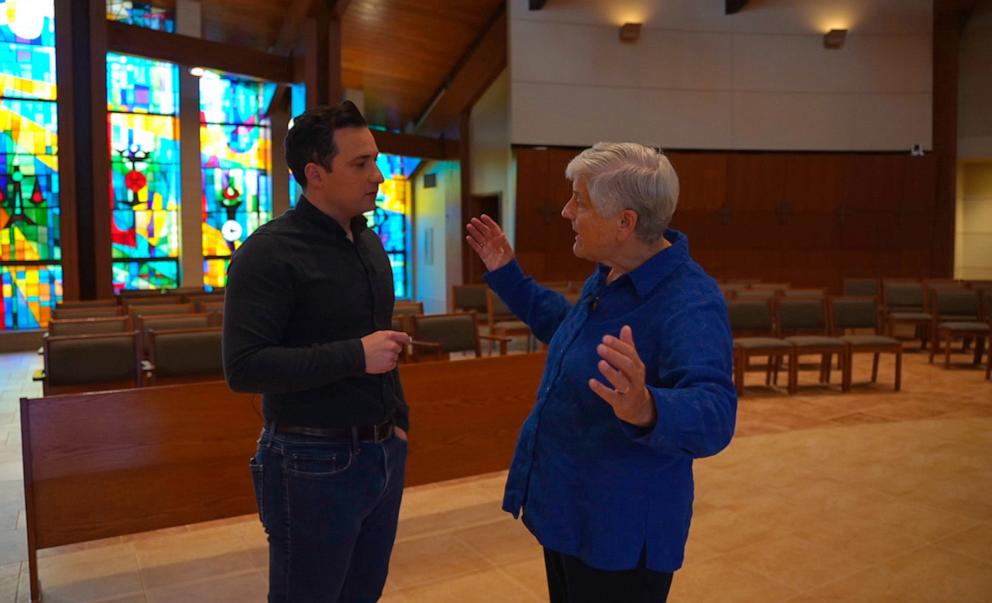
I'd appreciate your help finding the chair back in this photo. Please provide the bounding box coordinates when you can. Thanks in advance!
[128,303,195,326]
[52,305,122,320]
[925,279,963,290]
[485,289,516,324]
[185,292,225,306]
[411,312,480,357]
[727,299,775,337]
[828,296,880,334]
[842,278,880,297]
[929,288,979,320]
[782,288,826,298]
[777,298,828,336]
[55,299,117,310]
[882,281,924,312]
[48,316,129,337]
[43,332,142,395]
[750,283,790,293]
[138,313,212,353]
[734,289,776,301]
[123,295,184,307]
[118,288,167,300]
[393,301,424,317]
[148,328,224,381]
[170,286,206,297]
[452,284,488,315]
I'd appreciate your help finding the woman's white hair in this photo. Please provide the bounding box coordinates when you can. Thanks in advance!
[565,142,679,243]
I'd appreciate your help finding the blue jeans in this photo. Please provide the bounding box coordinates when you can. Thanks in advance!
[250,426,407,603]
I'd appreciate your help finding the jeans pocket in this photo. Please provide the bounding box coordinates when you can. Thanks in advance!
[249,456,265,526]
[284,447,354,479]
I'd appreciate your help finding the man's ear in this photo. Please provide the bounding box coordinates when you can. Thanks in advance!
[304,163,323,189]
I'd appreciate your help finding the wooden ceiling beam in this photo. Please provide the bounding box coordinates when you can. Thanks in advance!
[415,4,507,135]
[272,0,316,55]
[273,0,352,56]
[107,21,293,82]
[725,0,749,15]
[372,130,459,161]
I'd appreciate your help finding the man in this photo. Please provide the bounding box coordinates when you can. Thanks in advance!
[223,101,411,603]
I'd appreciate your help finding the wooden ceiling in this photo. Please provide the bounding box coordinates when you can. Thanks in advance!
[140,0,505,136]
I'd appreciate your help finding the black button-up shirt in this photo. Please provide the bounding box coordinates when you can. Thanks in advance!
[223,196,409,431]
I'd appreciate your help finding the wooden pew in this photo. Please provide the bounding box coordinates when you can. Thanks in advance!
[20,352,546,601]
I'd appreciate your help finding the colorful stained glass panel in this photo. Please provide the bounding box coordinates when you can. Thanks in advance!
[0,0,59,330]
[111,259,177,293]
[200,73,272,287]
[106,1,175,32]
[364,154,419,299]
[107,53,178,115]
[1,263,60,329]
[108,53,180,290]
[0,98,59,262]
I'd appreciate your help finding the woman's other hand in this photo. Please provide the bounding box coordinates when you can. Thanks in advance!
[466,214,515,272]
[589,325,657,428]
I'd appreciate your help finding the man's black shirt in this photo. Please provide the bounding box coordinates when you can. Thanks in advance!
[223,196,409,431]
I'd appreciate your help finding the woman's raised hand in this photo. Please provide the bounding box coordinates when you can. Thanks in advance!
[466,214,515,273]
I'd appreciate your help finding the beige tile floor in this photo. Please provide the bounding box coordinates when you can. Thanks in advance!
[0,344,990,602]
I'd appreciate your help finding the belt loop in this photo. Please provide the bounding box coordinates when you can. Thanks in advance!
[350,427,360,454]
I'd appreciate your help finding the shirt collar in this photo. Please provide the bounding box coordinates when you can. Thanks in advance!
[598,229,690,298]
[295,195,369,239]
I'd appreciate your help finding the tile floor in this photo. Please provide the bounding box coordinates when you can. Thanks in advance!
[0,344,989,602]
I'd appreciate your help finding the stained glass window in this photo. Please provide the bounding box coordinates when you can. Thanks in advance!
[368,154,419,299]
[107,52,181,291]
[288,84,306,208]
[200,71,273,289]
[106,1,175,32]
[0,0,61,330]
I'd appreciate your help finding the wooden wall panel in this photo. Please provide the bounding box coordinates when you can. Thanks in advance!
[515,147,940,292]
[667,153,727,212]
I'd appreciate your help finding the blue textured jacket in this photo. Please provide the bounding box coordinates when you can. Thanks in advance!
[485,229,736,572]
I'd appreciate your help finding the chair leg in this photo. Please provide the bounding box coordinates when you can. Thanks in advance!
[973,336,985,365]
[895,350,902,391]
[734,350,745,397]
[871,353,879,383]
[766,356,775,386]
[788,350,799,395]
[819,353,830,383]
[841,350,851,392]
[945,332,953,369]
[929,328,938,363]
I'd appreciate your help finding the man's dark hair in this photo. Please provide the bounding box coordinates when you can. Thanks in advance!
[285,101,368,188]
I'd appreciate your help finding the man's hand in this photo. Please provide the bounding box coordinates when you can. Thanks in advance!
[361,330,411,374]
[394,426,408,442]
[465,215,515,272]
[588,325,657,428]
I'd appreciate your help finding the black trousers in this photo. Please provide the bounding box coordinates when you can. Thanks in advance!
[544,548,673,603]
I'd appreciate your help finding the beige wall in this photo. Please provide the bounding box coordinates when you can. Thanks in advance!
[469,70,516,245]
[509,0,932,151]
[413,161,461,313]
[959,0,992,160]
[955,162,992,280]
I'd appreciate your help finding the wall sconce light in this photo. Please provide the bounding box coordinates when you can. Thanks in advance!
[189,66,206,77]
[619,22,642,43]
[823,29,847,49]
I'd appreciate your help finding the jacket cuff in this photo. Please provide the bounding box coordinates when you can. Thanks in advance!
[483,259,526,292]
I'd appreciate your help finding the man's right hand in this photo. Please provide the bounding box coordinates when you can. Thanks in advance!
[361,330,411,374]
[466,214,515,273]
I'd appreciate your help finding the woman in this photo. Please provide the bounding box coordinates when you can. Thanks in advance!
[466,142,736,602]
